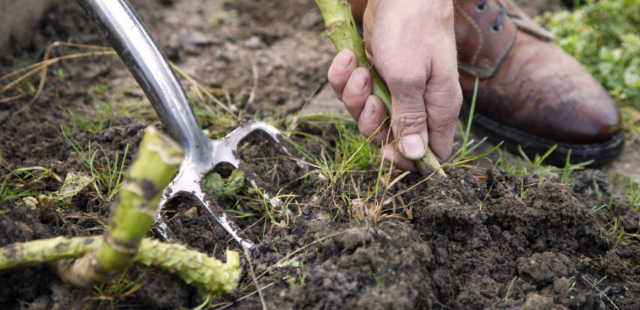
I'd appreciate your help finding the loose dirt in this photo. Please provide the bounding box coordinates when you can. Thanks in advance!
[1,0,638,309]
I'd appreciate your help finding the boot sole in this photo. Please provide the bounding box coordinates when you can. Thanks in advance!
[460,102,625,167]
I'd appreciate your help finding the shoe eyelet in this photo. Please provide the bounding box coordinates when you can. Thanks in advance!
[475,2,487,12]
[490,23,503,34]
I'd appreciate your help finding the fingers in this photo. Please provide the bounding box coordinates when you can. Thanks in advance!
[342,68,373,120]
[329,49,390,145]
[358,95,392,145]
[328,49,357,101]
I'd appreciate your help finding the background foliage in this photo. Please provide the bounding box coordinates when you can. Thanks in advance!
[541,0,640,108]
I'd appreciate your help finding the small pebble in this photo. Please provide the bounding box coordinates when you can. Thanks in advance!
[182,207,198,221]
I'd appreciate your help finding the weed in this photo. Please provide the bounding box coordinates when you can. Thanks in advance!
[560,151,593,185]
[211,9,238,28]
[11,54,43,95]
[225,209,258,218]
[494,144,591,184]
[591,176,604,201]
[87,266,146,308]
[504,276,518,306]
[372,272,382,285]
[185,87,236,132]
[613,229,628,249]
[585,254,604,270]
[62,127,129,204]
[299,113,356,126]
[624,178,640,210]
[519,145,558,182]
[480,187,492,211]
[297,254,308,285]
[590,275,608,289]
[239,182,297,236]
[0,166,61,203]
[53,68,65,79]
[292,121,381,186]
[568,281,578,293]
[188,296,229,310]
[65,86,123,134]
[591,203,608,213]
[607,218,622,236]
[519,179,529,201]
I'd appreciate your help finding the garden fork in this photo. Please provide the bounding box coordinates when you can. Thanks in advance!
[77,0,302,249]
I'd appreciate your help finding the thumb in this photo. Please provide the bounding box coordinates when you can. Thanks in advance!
[387,71,429,161]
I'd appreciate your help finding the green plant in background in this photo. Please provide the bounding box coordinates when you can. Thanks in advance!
[65,87,123,134]
[541,0,640,108]
[495,145,591,184]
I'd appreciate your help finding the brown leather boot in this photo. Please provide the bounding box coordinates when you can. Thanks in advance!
[350,0,624,166]
[454,0,623,166]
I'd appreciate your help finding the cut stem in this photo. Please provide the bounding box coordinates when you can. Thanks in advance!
[0,236,240,295]
[314,0,445,177]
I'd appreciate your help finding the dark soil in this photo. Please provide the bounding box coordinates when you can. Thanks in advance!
[1,0,639,309]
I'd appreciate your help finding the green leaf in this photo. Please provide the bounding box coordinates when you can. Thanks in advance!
[204,170,245,200]
[204,172,224,191]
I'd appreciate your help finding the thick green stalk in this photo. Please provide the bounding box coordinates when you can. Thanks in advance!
[58,126,185,287]
[0,237,240,295]
[0,236,97,269]
[137,239,241,294]
[315,0,445,177]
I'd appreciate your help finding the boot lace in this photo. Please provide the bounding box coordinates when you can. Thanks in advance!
[475,0,521,34]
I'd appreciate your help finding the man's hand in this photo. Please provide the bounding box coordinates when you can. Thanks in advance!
[327,0,462,171]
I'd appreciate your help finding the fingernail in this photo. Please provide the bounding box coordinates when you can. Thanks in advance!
[400,134,426,160]
[362,97,375,119]
[349,69,367,93]
[336,50,352,70]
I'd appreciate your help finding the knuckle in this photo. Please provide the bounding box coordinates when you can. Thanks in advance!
[392,110,427,130]
[385,70,425,93]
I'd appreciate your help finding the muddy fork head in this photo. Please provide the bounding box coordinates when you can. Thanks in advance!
[78,0,299,249]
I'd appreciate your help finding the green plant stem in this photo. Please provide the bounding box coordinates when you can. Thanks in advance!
[314,0,445,177]
[0,236,97,269]
[461,78,479,157]
[0,236,240,295]
[136,239,241,294]
[55,126,184,287]
[0,127,241,294]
